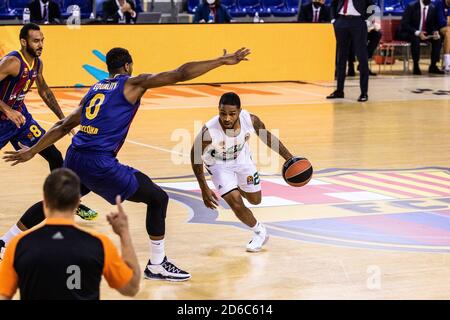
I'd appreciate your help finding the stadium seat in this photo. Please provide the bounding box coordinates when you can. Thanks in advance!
[0,0,16,19]
[222,0,246,17]
[187,0,199,13]
[284,0,298,14]
[383,0,417,16]
[375,18,411,73]
[237,0,269,17]
[262,0,296,17]
[9,0,30,16]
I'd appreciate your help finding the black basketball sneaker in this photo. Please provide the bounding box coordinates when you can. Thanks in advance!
[144,256,191,282]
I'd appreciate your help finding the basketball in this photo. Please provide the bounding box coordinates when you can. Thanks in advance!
[282,157,313,187]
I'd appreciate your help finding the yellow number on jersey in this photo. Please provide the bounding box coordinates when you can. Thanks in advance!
[23,79,31,92]
[85,94,105,120]
[30,125,42,138]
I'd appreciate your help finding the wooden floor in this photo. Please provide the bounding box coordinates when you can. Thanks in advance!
[1,75,449,299]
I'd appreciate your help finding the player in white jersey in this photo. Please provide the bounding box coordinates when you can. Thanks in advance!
[191,92,294,252]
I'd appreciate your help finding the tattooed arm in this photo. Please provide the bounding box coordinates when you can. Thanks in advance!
[36,60,65,120]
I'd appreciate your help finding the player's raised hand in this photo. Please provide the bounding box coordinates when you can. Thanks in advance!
[4,108,25,128]
[3,142,35,166]
[221,48,251,65]
[201,187,219,210]
[107,195,130,237]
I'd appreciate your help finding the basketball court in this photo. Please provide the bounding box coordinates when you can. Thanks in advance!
[0,74,449,299]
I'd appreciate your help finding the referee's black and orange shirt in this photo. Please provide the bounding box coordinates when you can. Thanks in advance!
[0,217,133,300]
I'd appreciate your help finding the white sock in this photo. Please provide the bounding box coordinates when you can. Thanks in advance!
[1,224,22,245]
[150,239,165,265]
[444,54,450,69]
[251,222,265,234]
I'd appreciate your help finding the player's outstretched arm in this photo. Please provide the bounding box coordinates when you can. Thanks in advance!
[0,57,25,128]
[191,126,219,209]
[3,105,82,166]
[124,48,251,103]
[251,114,293,161]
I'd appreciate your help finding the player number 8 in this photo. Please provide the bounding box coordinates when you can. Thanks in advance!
[30,125,42,138]
[85,93,105,120]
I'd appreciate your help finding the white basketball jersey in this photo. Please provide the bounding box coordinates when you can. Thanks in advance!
[203,109,255,165]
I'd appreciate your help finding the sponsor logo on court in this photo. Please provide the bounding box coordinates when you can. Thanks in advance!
[159,167,450,253]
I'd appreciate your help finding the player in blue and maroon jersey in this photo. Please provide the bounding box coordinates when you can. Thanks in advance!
[0,23,64,167]
[0,24,97,256]
[4,46,251,281]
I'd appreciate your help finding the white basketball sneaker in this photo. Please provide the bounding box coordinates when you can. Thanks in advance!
[246,225,269,252]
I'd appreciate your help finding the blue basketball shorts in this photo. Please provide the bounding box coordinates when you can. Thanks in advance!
[64,146,139,204]
[0,111,46,150]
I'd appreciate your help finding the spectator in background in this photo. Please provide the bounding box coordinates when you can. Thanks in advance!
[134,0,143,13]
[103,0,138,24]
[348,19,382,76]
[327,0,373,102]
[193,0,232,23]
[397,0,444,75]
[298,0,331,23]
[28,0,61,24]
[435,0,450,73]
[0,168,140,300]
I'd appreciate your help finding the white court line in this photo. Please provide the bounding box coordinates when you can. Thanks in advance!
[265,84,356,102]
[28,99,334,115]
[34,118,187,157]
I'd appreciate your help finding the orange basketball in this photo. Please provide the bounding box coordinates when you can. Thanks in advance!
[282,157,313,187]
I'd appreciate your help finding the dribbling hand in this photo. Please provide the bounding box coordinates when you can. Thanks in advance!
[201,188,219,210]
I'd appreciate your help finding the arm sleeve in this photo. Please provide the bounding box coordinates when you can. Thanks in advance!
[100,235,133,290]
[0,237,19,299]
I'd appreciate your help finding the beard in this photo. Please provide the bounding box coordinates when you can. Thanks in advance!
[220,118,238,130]
[26,44,40,57]
[312,2,323,8]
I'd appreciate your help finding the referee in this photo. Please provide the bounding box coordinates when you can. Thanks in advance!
[0,168,140,300]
